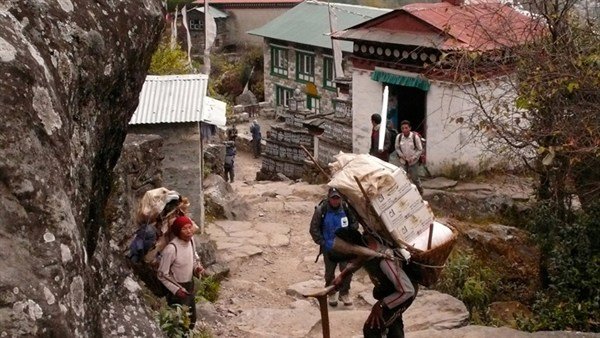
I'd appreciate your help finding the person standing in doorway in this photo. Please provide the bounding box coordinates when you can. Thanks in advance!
[369,114,393,162]
[395,120,424,194]
[250,120,262,158]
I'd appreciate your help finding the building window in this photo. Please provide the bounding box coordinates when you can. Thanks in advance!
[271,46,288,77]
[275,85,293,107]
[307,94,320,113]
[296,51,315,82]
[323,56,335,90]
[190,19,203,31]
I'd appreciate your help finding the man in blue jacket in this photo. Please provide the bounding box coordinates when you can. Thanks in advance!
[309,187,359,306]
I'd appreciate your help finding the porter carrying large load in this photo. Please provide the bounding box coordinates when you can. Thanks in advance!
[327,153,456,287]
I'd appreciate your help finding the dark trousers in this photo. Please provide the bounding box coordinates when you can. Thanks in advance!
[324,252,351,295]
[363,308,404,338]
[166,281,196,329]
[252,139,261,158]
[224,167,234,182]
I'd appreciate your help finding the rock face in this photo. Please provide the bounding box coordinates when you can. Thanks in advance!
[0,1,163,336]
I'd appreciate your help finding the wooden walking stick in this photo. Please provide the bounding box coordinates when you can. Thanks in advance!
[300,144,331,180]
[302,285,335,338]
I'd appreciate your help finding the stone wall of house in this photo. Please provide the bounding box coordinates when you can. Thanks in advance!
[262,39,339,115]
[315,97,353,166]
[128,122,225,217]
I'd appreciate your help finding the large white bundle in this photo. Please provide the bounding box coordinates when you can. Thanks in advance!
[410,221,454,251]
[328,152,435,247]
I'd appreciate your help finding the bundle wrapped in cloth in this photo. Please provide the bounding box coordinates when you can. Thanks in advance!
[328,153,456,287]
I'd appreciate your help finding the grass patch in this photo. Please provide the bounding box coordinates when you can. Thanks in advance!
[195,276,220,303]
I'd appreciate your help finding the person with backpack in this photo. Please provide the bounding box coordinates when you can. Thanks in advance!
[157,215,204,329]
[226,124,238,142]
[224,141,236,183]
[309,187,359,307]
[395,120,424,194]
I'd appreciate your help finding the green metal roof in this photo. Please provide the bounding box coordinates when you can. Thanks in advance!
[247,0,390,52]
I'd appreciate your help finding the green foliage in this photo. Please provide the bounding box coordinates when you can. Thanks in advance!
[157,305,214,338]
[518,201,600,332]
[149,42,190,75]
[209,46,264,104]
[166,0,195,11]
[157,304,192,337]
[195,276,220,303]
[434,250,500,321]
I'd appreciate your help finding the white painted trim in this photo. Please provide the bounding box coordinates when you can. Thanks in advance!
[269,43,289,49]
[374,66,421,79]
[293,48,316,55]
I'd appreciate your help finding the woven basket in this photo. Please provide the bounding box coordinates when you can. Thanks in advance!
[407,224,458,287]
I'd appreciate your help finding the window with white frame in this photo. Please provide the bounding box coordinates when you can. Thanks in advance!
[275,85,293,107]
[190,19,203,31]
[323,56,335,89]
[307,94,320,113]
[271,46,288,76]
[296,51,315,82]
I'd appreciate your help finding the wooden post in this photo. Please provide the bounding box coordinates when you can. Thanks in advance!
[427,223,434,250]
[300,144,330,179]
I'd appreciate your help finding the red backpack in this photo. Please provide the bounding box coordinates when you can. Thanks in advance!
[413,132,426,164]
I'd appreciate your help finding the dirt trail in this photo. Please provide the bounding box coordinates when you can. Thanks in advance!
[209,145,376,337]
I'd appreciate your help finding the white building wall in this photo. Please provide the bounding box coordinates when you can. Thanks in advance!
[425,81,488,174]
[352,70,383,154]
[350,70,507,174]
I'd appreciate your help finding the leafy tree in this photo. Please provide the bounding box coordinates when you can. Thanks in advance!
[449,1,599,331]
[149,42,190,75]
[166,0,196,11]
[454,0,600,214]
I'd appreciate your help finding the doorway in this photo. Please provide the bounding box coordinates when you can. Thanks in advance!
[387,85,427,137]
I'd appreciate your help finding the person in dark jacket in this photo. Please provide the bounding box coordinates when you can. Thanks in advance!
[309,187,359,306]
[369,113,393,162]
[330,232,418,338]
[224,141,236,183]
[250,120,261,158]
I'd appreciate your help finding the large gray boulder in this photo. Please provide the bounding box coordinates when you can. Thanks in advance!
[0,1,163,336]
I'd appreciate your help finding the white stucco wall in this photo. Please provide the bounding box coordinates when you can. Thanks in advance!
[352,70,384,154]
[425,81,490,174]
[351,70,516,174]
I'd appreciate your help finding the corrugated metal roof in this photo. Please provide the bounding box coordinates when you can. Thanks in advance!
[247,0,391,52]
[333,29,444,48]
[130,74,209,125]
[191,6,229,18]
[334,2,542,51]
[404,2,542,50]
